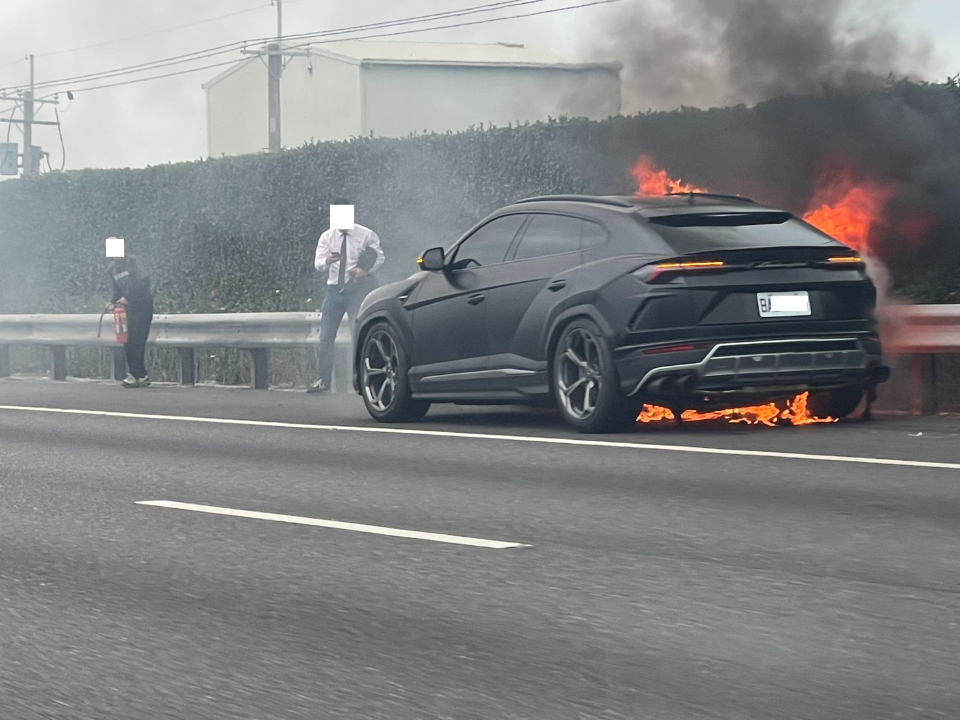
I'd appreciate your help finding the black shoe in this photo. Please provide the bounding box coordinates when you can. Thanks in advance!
[306,380,330,394]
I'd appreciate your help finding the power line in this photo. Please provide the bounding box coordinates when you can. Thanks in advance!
[39,58,243,95]
[270,0,549,45]
[1,0,551,94]
[26,0,620,97]
[35,2,273,60]
[0,3,269,89]
[288,0,621,51]
[13,0,548,94]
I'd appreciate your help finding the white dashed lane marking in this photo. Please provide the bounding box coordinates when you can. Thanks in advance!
[137,501,529,549]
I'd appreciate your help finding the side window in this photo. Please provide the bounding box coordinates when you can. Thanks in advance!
[452,214,527,268]
[513,214,584,261]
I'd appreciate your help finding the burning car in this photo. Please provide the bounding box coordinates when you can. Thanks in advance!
[352,192,890,433]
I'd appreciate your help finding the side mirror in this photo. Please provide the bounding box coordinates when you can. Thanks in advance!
[417,247,445,271]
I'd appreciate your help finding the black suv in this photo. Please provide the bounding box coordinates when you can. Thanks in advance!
[352,193,889,433]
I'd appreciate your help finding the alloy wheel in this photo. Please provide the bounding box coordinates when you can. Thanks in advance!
[362,329,400,412]
[556,327,603,421]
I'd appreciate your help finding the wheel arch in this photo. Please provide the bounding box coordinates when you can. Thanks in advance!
[544,306,616,391]
[352,310,412,394]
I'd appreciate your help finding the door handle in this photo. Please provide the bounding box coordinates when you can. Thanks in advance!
[467,293,485,305]
[548,280,567,292]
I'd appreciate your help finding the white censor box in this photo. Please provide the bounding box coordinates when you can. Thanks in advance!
[757,291,812,318]
[105,237,125,258]
[330,204,355,231]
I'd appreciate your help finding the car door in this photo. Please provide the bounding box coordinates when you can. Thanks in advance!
[484,214,606,376]
[405,213,527,390]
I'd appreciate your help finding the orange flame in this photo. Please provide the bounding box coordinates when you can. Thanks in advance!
[632,155,708,196]
[801,167,895,254]
[626,155,873,428]
[637,392,837,427]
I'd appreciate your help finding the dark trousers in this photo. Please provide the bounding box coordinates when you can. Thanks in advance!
[125,298,154,379]
[318,285,364,387]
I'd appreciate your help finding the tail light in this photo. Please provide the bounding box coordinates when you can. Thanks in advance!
[635,260,726,284]
[825,255,865,271]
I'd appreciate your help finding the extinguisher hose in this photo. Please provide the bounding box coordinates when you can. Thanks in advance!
[97,309,107,339]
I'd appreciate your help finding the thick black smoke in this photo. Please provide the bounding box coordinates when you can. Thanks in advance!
[586,0,958,299]
[600,0,933,112]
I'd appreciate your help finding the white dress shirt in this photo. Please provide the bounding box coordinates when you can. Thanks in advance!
[314,223,385,285]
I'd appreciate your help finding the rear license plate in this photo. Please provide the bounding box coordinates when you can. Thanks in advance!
[757,291,811,318]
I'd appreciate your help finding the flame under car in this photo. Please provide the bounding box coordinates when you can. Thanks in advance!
[352,193,890,433]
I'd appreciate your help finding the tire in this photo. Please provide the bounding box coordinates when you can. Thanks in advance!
[359,321,430,423]
[809,386,864,420]
[552,319,636,434]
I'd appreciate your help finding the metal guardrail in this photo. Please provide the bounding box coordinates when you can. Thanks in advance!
[0,312,352,391]
[0,306,957,410]
[879,304,960,415]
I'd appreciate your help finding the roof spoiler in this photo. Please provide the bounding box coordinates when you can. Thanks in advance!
[513,193,760,208]
[663,192,759,204]
[513,195,636,207]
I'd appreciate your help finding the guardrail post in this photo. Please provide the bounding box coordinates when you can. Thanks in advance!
[249,348,269,390]
[911,354,938,416]
[179,348,196,386]
[51,345,67,381]
[110,347,127,381]
[0,345,10,378]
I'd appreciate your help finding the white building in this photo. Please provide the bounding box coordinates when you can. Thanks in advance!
[202,40,622,158]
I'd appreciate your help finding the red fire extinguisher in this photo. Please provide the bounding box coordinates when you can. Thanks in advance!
[99,304,128,344]
[112,305,129,344]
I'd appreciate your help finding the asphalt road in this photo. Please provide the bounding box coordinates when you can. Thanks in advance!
[2,376,960,719]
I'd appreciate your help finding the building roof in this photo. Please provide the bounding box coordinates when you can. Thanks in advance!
[203,40,620,88]
[312,40,620,69]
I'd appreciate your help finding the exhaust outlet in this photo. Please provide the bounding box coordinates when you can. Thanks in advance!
[873,365,891,384]
[645,377,668,394]
[644,374,697,395]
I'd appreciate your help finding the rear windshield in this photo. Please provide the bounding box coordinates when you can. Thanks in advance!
[640,212,841,254]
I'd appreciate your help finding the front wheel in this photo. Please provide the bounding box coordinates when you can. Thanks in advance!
[359,322,430,423]
[553,319,636,434]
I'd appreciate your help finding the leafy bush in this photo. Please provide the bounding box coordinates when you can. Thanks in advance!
[1,81,958,400]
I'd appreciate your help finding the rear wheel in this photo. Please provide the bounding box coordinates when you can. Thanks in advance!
[809,386,864,420]
[553,319,636,433]
[360,322,430,423]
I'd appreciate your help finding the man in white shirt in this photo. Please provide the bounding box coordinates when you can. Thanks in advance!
[308,199,385,394]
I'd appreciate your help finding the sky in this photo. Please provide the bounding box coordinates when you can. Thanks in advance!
[0,0,958,172]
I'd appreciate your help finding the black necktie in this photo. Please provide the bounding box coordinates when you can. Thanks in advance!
[337,231,348,286]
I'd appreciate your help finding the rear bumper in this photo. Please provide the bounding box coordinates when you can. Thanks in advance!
[617,336,888,402]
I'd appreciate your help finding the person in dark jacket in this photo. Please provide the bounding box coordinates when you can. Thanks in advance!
[106,251,154,388]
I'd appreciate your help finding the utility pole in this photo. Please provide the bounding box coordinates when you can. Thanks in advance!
[268,0,282,153]
[22,54,35,174]
[242,0,308,153]
[0,54,59,176]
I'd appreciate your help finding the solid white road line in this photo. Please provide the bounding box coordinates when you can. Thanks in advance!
[136,501,528,549]
[3,403,960,471]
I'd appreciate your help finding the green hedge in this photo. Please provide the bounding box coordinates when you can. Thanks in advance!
[1,80,958,394]
[3,80,960,316]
